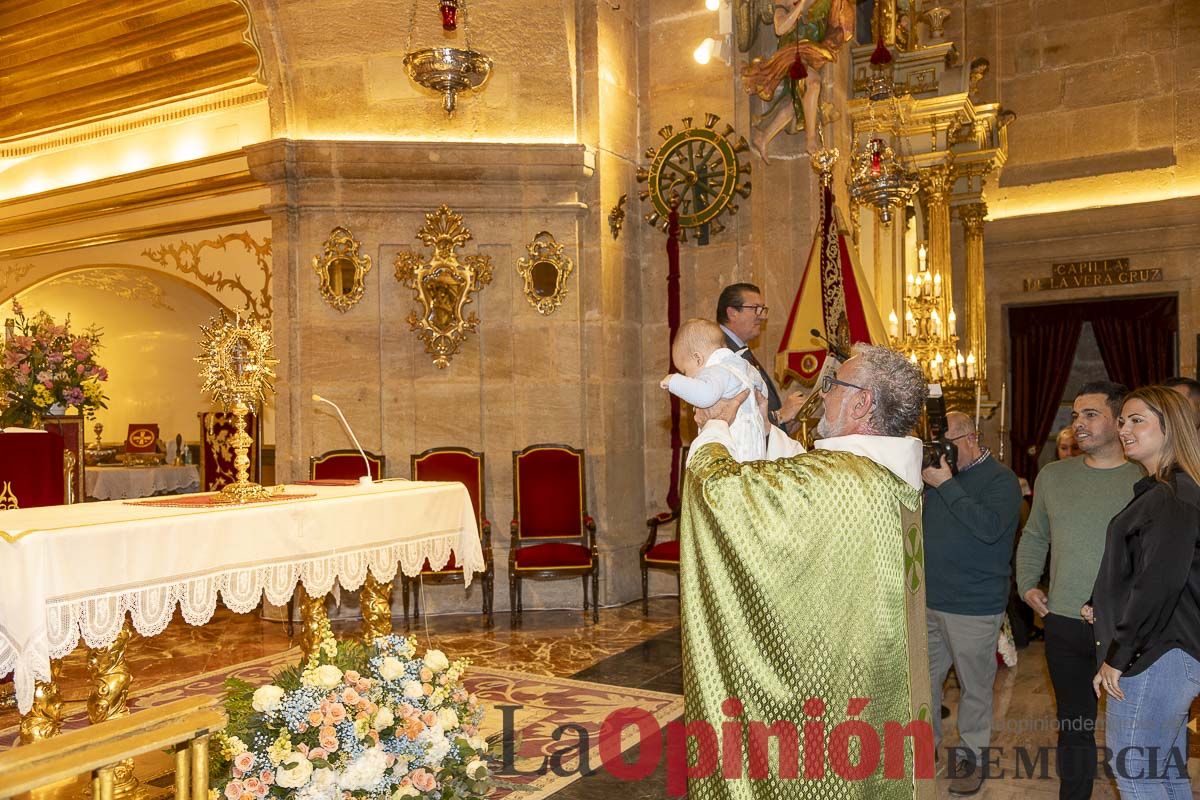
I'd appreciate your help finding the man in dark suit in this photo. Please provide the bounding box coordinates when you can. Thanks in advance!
[716,283,804,430]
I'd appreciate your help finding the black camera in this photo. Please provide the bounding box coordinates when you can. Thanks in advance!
[922,386,959,474]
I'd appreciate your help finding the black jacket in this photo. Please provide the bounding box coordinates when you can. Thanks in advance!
[1092,469,1200,676]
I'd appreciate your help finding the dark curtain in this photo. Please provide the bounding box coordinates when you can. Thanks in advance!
[1007,294,1179,483]
[1091,296,1178,390]
[1009,309,1082,483]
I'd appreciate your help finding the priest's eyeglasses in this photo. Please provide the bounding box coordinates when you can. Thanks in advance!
[733,304,769,317]
[820,375,866,394]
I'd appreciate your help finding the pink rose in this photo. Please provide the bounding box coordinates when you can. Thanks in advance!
[233,753,255,773]
[356,679,371,693]
[224,781,244,800]
[410,769,437,792]
[259,770,274,785]
[342,687,360,706]
[420,711,437,727]
[242,778,261,792]
[343,670,360,683]
[327,703,347,724]
[419,668,433,682]
[309,747,327,761]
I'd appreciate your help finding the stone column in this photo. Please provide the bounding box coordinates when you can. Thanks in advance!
[919,165,955,337]
[959,202,988,381]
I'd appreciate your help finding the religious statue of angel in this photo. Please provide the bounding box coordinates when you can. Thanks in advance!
[741,0,855,161]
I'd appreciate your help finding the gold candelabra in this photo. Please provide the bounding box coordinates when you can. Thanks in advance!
[888,242,980,405]
[195,311,278,503]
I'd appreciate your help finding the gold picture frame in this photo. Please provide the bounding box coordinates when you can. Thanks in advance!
[313,226,373,313]
[516,231,574,316]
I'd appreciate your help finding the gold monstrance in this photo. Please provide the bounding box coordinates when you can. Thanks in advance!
[195,312,278,503]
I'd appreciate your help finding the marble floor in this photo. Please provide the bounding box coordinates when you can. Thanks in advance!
[3,599,1197,798]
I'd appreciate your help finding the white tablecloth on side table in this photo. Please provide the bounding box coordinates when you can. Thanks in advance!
[0,479,483,714]
[85,464,201,500]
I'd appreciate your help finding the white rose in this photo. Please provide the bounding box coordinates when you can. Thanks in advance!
[251,684,285,713]
[314,664,343,689]
[374,707,395,729]
[468,735,488,753]
[436,707,459,730]
[378,656,404,682]
[275,755,314,788]
[466,758,489,780]
[402,680,424,699]
[392,787,419,799]
[422,649,450,672]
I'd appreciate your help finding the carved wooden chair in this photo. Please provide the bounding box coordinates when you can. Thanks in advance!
[404,447,493,626]
[509,444,598,626]
[640,446,689,615]
[198,411,260,492]
[309,449,385,481]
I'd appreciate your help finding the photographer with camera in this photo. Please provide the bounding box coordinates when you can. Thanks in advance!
[922,410,1022,796]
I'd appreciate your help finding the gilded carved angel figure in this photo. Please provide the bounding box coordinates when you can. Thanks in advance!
[741,0,855,161]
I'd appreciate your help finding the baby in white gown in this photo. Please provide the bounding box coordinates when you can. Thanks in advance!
[660,318,768,463]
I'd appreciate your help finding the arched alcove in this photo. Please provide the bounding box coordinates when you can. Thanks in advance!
[3,265,273,447]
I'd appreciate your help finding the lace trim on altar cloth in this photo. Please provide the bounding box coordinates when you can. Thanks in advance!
[1,534,479,714]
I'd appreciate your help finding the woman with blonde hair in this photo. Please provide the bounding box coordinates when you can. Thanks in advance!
[1088,385,1200,797]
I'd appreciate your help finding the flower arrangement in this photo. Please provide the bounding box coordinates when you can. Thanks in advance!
[212,632,494,800]
[1,300,108,427]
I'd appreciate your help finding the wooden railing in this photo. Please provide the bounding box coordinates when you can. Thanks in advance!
[0,696,225,800]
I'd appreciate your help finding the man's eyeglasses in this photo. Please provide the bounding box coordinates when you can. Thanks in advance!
[947,431,976,442]
[820,375,866,394]
[733,304,769,317]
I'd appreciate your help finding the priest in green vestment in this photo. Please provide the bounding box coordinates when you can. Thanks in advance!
[679,344,936,799]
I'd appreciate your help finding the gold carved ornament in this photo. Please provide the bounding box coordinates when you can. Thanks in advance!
[516,231,574,316]
[636,114,751,243]
[313,226,373,313]
[195,311,279,503]
[394,206,493,369]
[143,232,272,322]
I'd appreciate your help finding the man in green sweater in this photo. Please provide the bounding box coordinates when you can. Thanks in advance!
[922,411,1023,796]
[1015,381,1143,800]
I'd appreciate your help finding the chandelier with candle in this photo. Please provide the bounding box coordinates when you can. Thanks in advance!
[887,242,976,390]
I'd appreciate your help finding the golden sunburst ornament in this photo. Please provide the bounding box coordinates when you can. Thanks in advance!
[195,311,279,503]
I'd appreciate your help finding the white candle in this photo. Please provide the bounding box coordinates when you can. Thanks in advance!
[905,309,916,337]
[918,243,928,272]
[933,272,942,299]
[966,352,976,380]
[889,310,899,339]
[999,382,1006,428]
[930,309,941,338]
[906,273,916,298]
[949,307,957,334]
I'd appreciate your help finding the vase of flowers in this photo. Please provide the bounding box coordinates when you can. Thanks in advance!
[0,300,108,428]
[212,632,495,799]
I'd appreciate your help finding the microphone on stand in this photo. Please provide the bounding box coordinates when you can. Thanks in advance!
[810,328,851,362]
[312,394,374,485]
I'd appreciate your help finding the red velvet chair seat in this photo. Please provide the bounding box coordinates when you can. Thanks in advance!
[644,539,679,564]
[513,542,593,570]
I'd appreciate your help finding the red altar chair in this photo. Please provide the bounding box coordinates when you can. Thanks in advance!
[198,411,260,492]
[509,444,598,626]
[309,449,385,481]
[0,430,66,509]
[43,416,85,504]
[640,446,688,615]
[404,447,493,627]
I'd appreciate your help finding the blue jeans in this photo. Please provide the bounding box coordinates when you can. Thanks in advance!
[1105,648,1200,799]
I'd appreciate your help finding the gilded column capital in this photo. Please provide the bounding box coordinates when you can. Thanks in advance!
[918,165,955,203]
[959,202,988,236]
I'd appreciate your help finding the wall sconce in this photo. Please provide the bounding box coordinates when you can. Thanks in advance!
[694,0,732,64]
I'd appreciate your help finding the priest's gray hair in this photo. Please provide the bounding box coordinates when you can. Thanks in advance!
[852,343,928,437]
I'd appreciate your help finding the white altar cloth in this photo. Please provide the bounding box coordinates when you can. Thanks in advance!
[0,480,482,715]
[85,464,201,500]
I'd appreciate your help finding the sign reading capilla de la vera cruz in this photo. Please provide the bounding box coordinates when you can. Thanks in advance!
[1024,258,1163,292]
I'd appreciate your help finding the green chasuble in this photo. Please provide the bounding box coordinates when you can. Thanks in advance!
[681,441,935,800]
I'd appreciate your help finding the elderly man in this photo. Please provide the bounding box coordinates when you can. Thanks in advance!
[921,412,1022,796]
[680,344,934,800]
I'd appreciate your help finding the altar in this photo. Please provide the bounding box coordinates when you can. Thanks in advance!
[84,463,201,501]
[0,479,483,727]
